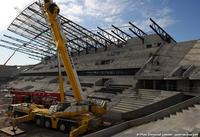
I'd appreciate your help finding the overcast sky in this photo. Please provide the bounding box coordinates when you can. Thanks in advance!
[0,0,200,65]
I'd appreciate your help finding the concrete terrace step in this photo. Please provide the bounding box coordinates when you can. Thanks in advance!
[119,100,151,106]
[134,91,161,96]
[111,107,133,112]
[116,103,144,109]
[126,95,155,100]
[126,95,157,99]
[113,104,141,110]
[111,101,150,113]
[110,90,180,118]
[110,108,130,113]
[120,97,153,102]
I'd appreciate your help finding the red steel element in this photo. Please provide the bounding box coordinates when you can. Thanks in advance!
[10,88,62,108]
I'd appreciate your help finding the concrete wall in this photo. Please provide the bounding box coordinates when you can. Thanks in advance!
[190,80,200,93]
[177,80,190,92]
[180,41,200,66]
[144,34,164,47]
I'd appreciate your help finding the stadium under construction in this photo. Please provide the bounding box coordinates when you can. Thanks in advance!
[0,1,200,137]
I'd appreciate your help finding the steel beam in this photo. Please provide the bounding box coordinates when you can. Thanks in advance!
[149,18,176,43]
[111,25,132,42]
[0,44,44,58]
[0,39,48,57]
[62,26,98,53]
[129,22,147,43]
[29,56,41,61]
[61,20,107,49]
[3,35,54,55]
[97,27,123,44]
[8,29,55,51]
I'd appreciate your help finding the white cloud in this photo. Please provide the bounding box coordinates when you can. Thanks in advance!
[54,0,131,24]
[154,16,175,28]
[66,14,83,23]
[55,0,175,31]
[138,7,175,32]
[58,1,83,16]
[142,7,172,19]
[0,0,34,32]
[84,0,122,18]
[84,0,130,24]
[54,0,84,23]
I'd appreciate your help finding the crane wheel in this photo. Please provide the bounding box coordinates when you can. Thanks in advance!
[35,117,42,126]
[44,119,51,128]
[36,118,41,126]
[59,123,66,132]
[58,122,70,132]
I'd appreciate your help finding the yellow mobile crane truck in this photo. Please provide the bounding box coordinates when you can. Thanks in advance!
[6,0,107,136]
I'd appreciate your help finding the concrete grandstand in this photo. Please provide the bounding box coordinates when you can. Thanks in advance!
[0,1,200,137]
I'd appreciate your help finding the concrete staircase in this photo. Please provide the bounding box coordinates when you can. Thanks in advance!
[110,89,178,113]
[138,41,196,79]
[113,104,200,137]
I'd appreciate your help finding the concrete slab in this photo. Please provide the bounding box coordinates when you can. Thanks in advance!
[0,126,25,136]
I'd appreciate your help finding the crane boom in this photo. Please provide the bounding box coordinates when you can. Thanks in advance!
[42,0,84,102]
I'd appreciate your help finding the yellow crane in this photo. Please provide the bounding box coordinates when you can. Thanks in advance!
[5,0,107,137]
[42,0,84,103]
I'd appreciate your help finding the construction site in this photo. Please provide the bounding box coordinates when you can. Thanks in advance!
[0,0,200,137]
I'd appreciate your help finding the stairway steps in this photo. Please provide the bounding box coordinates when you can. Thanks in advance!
[111,108,130,113]
[131,94,158,98]
[119,100,151,106]
[114,104,140,110]
[111,107,133,112]
[112,104,140,110]
[121,98,154,103]
[127,96,155,101]
[116,103,143,109]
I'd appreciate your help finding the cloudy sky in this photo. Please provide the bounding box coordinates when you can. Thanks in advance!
[0,0,199,65]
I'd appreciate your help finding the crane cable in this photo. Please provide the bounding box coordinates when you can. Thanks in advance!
[2,46,21,66]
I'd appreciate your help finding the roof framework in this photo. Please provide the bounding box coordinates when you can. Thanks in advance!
[0,2,114,59]
[0,2,155,60]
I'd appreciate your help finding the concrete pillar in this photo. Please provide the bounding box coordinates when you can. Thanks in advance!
[153,80,156,89]
[166,80,169,91]
[177,80,189,92]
